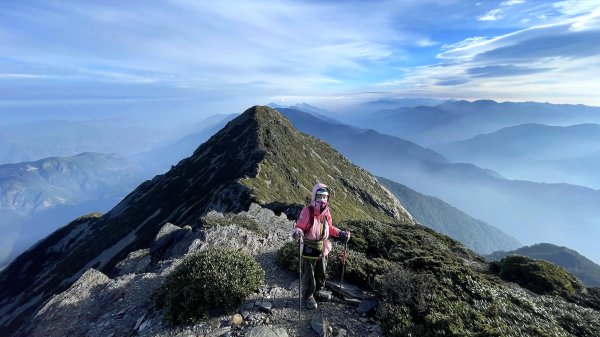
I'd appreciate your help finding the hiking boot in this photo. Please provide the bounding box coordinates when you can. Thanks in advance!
[306,295,318,309]
[316,289,332,301]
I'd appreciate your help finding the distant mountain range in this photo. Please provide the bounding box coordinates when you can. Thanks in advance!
[0,152,140,212]
[0,153,144,269]
[487,243,600,287]
[134,114,237,174]
[276,107,449,167]
[434,123,600,162]
[525,151,600,189]
[349,99,600,146]
[268,102,337,122]
[341,97,446,117]
[377,176,521,254]
[0,120,166,164]
[433,123,600,189]
[276,106,600,264]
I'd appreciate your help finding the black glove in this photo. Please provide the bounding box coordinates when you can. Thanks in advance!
[338,230,350,243]
[292,229,304,240]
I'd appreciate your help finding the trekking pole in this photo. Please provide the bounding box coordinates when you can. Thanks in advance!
[340,240,348,294]
[298,235,303,325]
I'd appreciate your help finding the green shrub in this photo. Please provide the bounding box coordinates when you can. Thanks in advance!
[491,254,583,297]
[328,248,393,289]
[276,240,391,289]
[375,265,433,312]
[154,248,265,324]
[276,240,301,272]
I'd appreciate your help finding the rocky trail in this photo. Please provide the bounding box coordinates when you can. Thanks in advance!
[25,204,383,337]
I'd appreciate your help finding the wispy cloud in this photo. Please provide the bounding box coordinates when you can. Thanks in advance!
[501,0,526,6]
[377,1,600,105]
[416,38,439,47]
[479,9,504,21]
[478,0,526,22]
[466,64,550,77]
[0,0,404,97]
[0,0,599,107]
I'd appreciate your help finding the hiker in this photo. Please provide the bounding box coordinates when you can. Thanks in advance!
[292,183,350,309]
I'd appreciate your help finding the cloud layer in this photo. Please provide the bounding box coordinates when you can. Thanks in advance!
[1,0,599,108]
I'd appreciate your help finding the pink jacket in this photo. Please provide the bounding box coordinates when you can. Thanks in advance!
[293,183,341,257]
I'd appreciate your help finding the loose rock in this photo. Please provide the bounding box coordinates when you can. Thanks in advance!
[311,314,328,337]
[246,325,289,337]
[230,314,244,326]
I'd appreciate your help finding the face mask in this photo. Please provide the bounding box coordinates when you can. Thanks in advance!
[317,200,328,209]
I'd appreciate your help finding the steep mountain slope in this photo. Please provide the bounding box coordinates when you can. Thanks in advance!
[277,107,600,264]
[0,106,412,335]
[2,197,122,271]
[0,209,24,269]
[377,176,521,254]
[487,243,600,287]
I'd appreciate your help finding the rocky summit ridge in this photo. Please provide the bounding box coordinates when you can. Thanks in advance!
[3,106,600,337]
[0,106,412,336]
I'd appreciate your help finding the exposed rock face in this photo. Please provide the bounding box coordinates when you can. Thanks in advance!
[21,204,381,337]
[0,106,413,336]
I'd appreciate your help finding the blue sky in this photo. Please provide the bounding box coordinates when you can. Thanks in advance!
[1,0,600,114]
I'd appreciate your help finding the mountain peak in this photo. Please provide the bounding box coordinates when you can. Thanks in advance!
[231,105,288,126]
[0,105,413,334]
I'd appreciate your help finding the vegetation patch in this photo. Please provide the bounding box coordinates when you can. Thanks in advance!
[276,240,390,289]
[200,212,263,234]
[239,106,413,224]
[490,254,583,298]
[277,218,600,336]
[276,240,300,272]
[486,243,600,287]
[154,248,265,324]
[376,265,433,313]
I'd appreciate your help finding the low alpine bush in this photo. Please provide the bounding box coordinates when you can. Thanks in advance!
[276,240,300,272]
[491,254,583,297]
[154,248,265,324]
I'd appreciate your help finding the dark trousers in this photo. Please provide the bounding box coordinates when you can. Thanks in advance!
[302,256,327,299]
